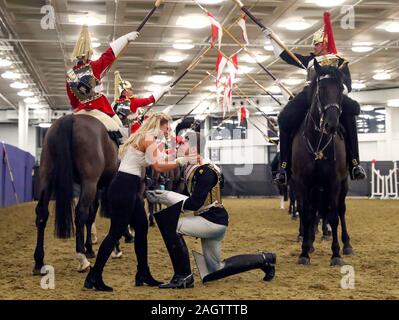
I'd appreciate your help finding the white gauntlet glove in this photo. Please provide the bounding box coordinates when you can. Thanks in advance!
[262,27,284,58]
[262,27,273,38]
[146,190,188,207]
[153,84,172,102]
[110,31,140,57]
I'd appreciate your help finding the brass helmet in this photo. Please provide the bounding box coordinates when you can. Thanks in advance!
[71,25,93,61]
[312,27,324,46]
[114,71,133,101]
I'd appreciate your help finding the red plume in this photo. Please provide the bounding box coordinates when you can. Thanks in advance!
[323,11,337,54]
[239,106,247,125]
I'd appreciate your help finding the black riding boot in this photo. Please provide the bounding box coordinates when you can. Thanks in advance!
[275,129,290,186]
[135,266,163,287]
[154,203,194,289]
[202,252,276,283]
[340,115,366,180]
[84,268,113,292]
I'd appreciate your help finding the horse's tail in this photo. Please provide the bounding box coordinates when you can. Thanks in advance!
[53,115,75,238]
[99,187,111,218]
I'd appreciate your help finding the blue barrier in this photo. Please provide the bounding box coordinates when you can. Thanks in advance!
[0,143,35,208]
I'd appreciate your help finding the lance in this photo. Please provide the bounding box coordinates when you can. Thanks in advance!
[136,0,164,32]
[231,0,307,70]
[206,71,278,134]
[194,0,293,99]
[170,13,248,105]
[215,49,283,106]
[247,118,278,145]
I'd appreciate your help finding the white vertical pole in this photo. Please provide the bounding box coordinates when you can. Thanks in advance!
[18,101,29,152]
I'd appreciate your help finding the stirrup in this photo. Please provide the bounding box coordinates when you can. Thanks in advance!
[351,165,366,181]
[274,171,288,186]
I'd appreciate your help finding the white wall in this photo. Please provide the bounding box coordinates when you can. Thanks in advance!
[0,124,37,158]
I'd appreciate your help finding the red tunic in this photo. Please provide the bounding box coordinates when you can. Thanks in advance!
[66,47,116,117]
[127,96,155,134]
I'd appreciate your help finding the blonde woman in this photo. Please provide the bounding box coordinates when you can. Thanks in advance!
[84,113,195,292]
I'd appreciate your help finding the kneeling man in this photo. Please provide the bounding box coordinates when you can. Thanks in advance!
[147,131,276,289]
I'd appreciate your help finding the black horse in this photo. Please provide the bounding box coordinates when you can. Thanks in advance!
[291,60,353,266]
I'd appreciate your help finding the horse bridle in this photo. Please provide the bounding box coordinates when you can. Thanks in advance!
[304,74,343,161]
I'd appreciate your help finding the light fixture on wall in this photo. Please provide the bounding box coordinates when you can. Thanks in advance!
[38,122,52,128]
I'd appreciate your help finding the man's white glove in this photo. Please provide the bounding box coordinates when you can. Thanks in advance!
[153,84,173,102]
[262,27,273,38]
[171,118,183,131]
[262,27,284,58]
[146,190,188,207]
[110,31,140,57]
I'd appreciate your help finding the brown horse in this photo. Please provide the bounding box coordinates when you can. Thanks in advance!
[33,114,118,274]
[291,60,353,267]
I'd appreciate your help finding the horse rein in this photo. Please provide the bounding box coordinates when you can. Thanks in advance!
[304,74,342,161]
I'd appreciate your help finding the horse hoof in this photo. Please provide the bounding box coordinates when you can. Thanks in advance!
[297,236,303,242]
[297,257,310,265]
[343,247,354,256]
[77,253,91,272]
[330,257,345,267]
[292,215,299,221]
[85,251,96,259]
[321,235,331,241]
[149,221,155,227]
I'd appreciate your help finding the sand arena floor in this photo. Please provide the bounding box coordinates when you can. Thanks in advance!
[0,198,398,300]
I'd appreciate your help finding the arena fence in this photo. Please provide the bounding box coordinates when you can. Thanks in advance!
[0,143,35,208]
[370,160,398,199]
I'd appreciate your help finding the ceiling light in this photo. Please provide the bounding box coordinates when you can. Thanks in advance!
[1,71,20,79]
[18,90,34,97]
[378,22,399,33]
[173,40,195,50]
[282,78,303,86]
[0,58,13,67]
[267,85,281,94]
[28,104,45,109]
[264,45,274,51]
[352,82,366,90]
[161,54,187,63]
[24,97,40,104]
[92,42,101,48]
[176,14,210,29]
[373,72,391,81]
[198,0,225,4]
[148,75,172,84]
[68,14,106,26]
[38,122,52,128]
[351,42,373,53]
[308,0,345,7]
[375,109,386,115]
[279,19,314,31]
[237,65,253,75]
[361,105,374,111]
[145,85,162,93]
[241,54,269,64]
[261,106,275,113]
[387,99,399,107]
[207,86,223,93]
[10,82,28,89]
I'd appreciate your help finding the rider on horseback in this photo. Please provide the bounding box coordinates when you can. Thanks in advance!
[113,71,171,134]
[263,11,366,185]
[66,25,140,142]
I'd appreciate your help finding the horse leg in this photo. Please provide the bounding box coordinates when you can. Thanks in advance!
[298,195,313,265]
[33,186,51,275]
[339,180,353,255]
[84,192,99,259]
[75,181,97,272]
[328,189,344,266]
[148,202,155,227]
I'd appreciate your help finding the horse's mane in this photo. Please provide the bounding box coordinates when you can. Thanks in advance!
[308,64,344,102]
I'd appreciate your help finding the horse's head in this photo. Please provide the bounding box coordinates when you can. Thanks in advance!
[312,59,344,135]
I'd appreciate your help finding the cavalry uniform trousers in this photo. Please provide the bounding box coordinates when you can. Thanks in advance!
[277,51,361,175]
[155,163,276,284]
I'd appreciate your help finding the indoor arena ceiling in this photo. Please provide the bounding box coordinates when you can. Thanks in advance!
[0,0,399,112]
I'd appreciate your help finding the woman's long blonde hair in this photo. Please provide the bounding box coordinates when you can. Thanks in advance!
[119,112,172,159]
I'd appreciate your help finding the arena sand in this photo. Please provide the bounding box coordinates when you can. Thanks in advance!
[0,198,398,300]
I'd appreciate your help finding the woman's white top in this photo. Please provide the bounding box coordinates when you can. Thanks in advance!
[118,146,151,178]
